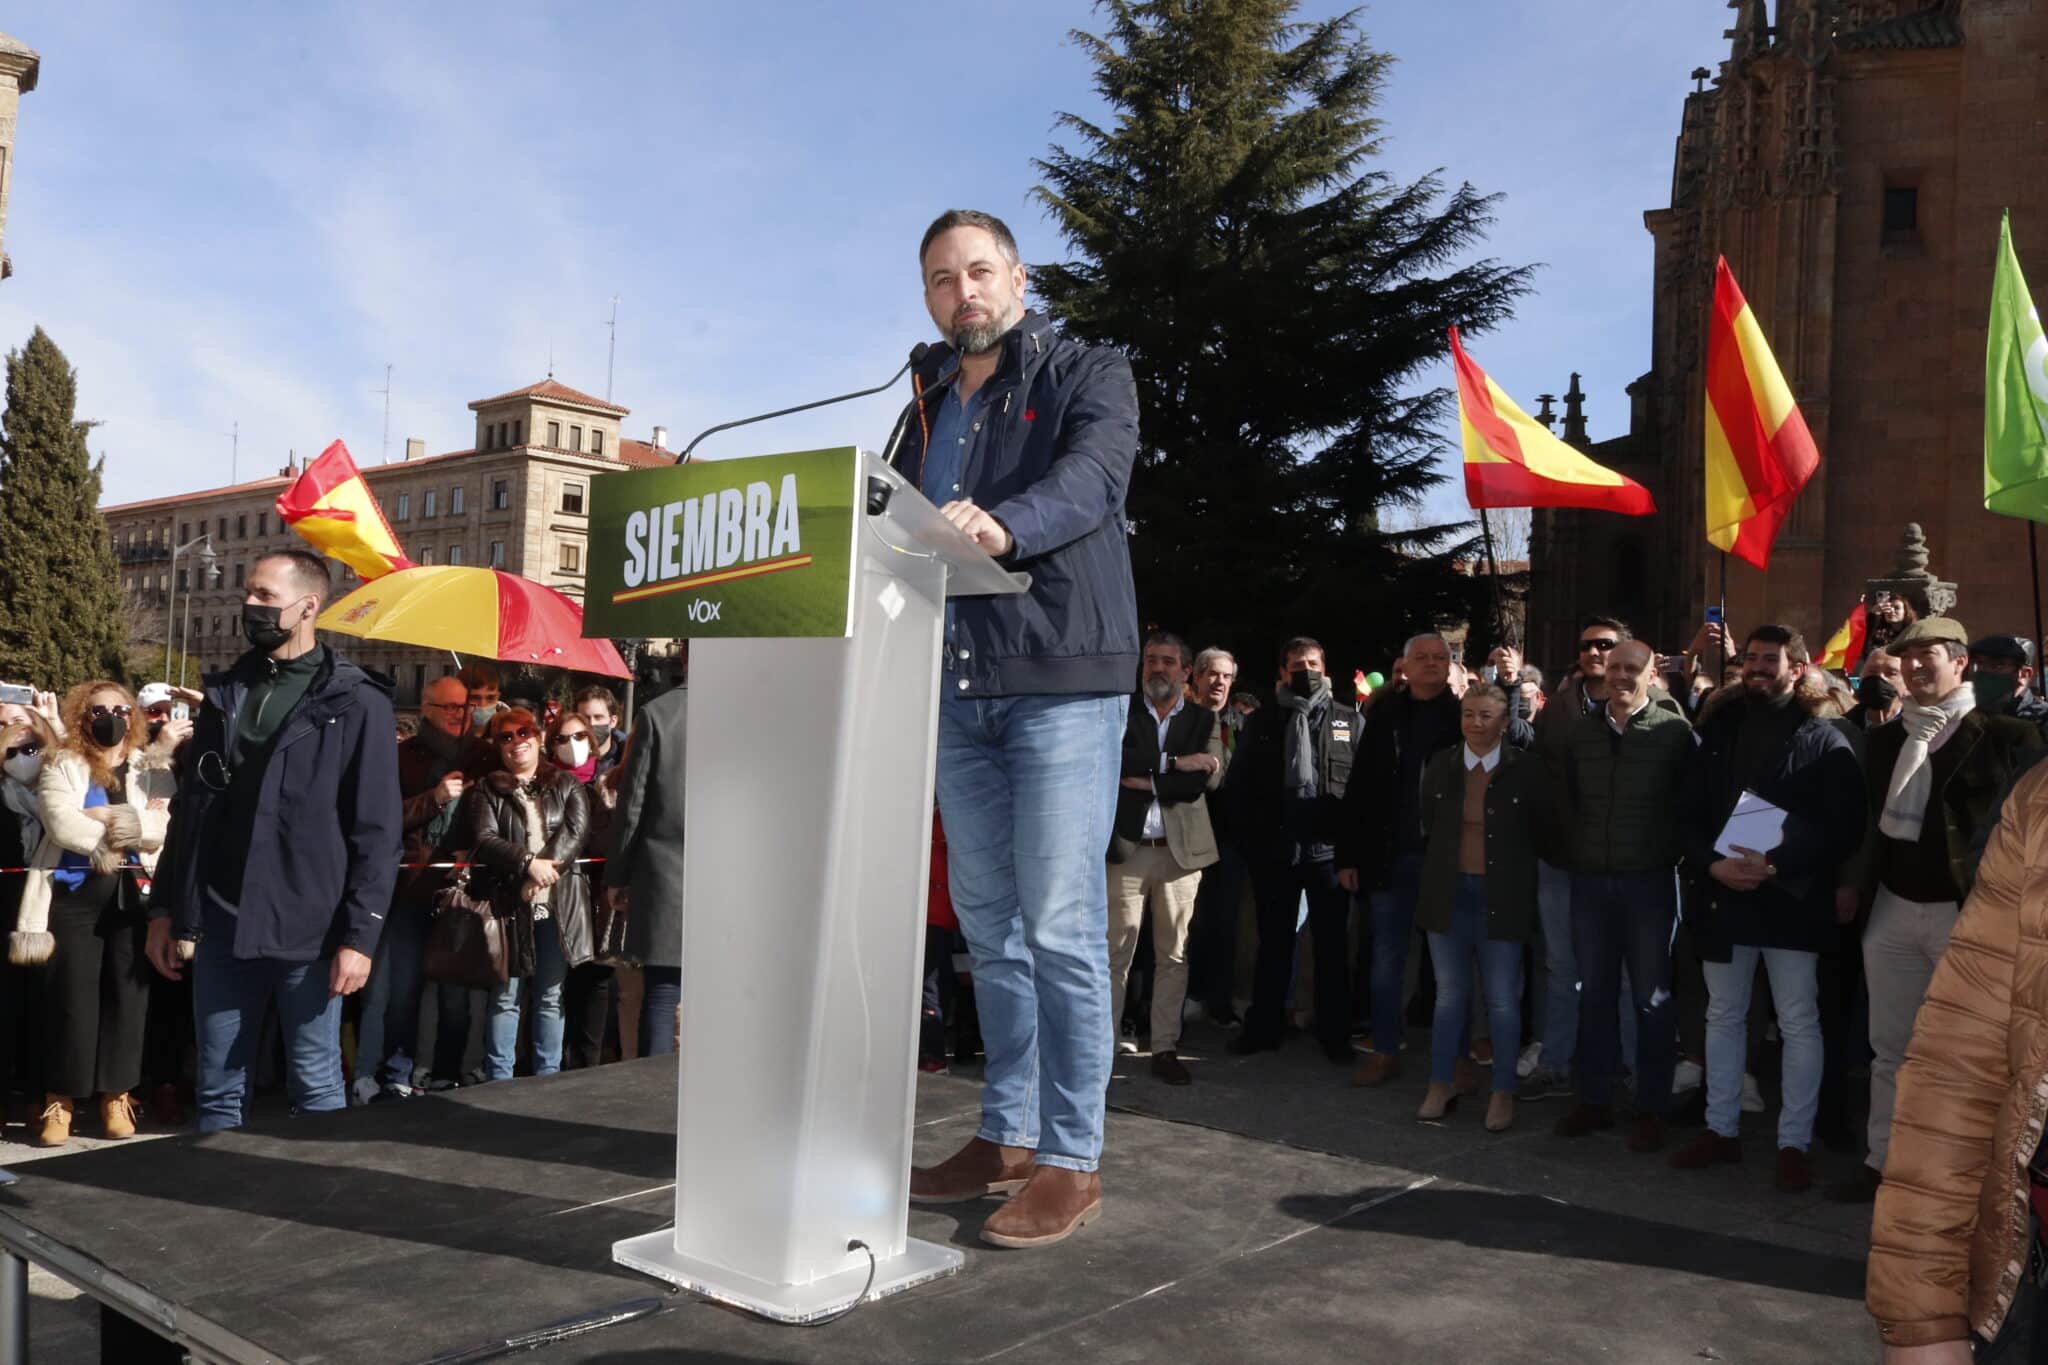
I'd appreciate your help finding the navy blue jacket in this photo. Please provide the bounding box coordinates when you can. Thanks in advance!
[153,647,402,962]
[894,311,1140,697]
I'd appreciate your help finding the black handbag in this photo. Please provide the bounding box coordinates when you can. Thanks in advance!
[423,866,511,988]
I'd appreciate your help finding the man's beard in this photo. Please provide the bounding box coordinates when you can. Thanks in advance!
[953,303,1017,355]
[1143,675,1180,705]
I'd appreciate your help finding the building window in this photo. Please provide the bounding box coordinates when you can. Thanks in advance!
[491,479,510,511]
[212,616,223,637]
[560,542,583,573]
[547,421,561,447]
[413,663,427,697]
[591,430,604,456]
[489,541,505,568]
[176,568,188,591]
[237,513,248,538]
[569,425,583,453]
[1883,185,1918,242]
[258,512,269,537]
[422,488,438,519]
[450,484,466,515]
[190,616,201,639]
[178,521,189,543]
[233,562,245,588]
[447,543,464,565]
[561,483,585,515]
[217,517,227,539]
[230,614,240,637]
[512,420,523,445]
[418,545,434,565]
[395,491,411,521]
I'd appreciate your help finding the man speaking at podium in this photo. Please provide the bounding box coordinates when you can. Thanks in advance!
[897,208,1140,1248]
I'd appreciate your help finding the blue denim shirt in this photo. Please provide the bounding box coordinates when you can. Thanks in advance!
[920,371,993,671]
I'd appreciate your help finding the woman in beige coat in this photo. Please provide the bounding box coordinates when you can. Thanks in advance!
[18,682,174,1146]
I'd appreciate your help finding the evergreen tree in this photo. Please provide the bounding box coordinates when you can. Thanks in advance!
[1033,0,1533,676]
[0,328,129,686]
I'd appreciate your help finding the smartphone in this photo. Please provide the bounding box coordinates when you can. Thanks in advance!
[1704,605,1724,627]
[171,702,190,723]
[0,683,33,706]
[1481,665,1498,683]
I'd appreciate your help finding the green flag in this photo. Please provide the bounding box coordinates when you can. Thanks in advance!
[1986,210,2048,520]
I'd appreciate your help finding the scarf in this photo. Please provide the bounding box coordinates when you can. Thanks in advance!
[1277,677,1331,800]
[1,775,39,861]
[553,753,598,785]
[1879,682,1975,842]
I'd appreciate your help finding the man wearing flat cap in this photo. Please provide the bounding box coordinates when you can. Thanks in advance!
[1968,633,2048,734]
[1828,615,2044,1204]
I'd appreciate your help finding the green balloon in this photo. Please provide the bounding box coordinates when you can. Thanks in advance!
[1364,672,1385,689]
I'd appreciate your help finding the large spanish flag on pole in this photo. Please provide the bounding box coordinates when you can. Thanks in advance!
[1449,328,1655,514]
[275,439,414,581]
[1704,258,1819,568]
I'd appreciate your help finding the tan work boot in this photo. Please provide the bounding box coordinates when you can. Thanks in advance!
[100,1091,140,1140]
[1417,1082,1459,1121]
[35,1093,74,1148]
[1485,1092,1515,1133]
[980,1167,1102,1248]
[1350,1053,1401,1088]
[910,1136,1035,1204]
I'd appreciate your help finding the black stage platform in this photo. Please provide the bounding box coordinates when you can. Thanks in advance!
[0,1058,1868,1363]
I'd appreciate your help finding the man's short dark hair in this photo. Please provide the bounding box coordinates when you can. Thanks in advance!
[258,550,331,604]
[1143,631,1190,668]
[1746,624,1809,661]
[919,209,1021,271]
[1277,636,1324,669]
[1579,615,1631,640]
[457,663,501,693]
[572,684,620,715]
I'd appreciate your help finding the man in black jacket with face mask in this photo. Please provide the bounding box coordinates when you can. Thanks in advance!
[1224,637,1358,1062]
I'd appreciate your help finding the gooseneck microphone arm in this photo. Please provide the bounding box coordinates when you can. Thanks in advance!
[675,343,932,463]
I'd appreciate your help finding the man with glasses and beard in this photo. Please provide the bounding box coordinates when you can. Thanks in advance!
[145,550,402,1132]
[896,209,1139,1249]
[1105,633,1223,1086]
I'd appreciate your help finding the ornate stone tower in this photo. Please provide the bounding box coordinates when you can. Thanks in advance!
[0,31,40,281]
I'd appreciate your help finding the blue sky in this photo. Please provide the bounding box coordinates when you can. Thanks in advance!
[0,2,1731,525]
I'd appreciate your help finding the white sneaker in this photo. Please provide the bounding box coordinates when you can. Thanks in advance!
[349,1075,380,1108]
[1741,1073,1766,1113]
[1116,1039,1140,1056]
[1672,1059,1703,1095]
[1516,1042,1542,1080]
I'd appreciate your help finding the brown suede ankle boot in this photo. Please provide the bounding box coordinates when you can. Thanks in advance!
[980,1167,1102,1248]
[35,1093,74,1148]
[910,1136,1035,1204]
[100,1091,140,1140]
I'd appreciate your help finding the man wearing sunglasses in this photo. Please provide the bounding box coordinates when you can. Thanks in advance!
[146,550,403,1132]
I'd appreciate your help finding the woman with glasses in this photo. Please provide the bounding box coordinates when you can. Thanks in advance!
[457,707,593,1080]
[22,684,174,1145]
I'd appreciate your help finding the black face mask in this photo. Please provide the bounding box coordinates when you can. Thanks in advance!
[242,601,301,653]
[1289,668,1324,697]
[1860,676,1899,712]
[89,713,128,748]
[147,720,165,743]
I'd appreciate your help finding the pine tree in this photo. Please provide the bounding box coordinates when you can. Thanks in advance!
[0,328,130,687]
[1033,0,1533,675]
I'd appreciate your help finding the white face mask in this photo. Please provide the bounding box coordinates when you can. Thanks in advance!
[3,752,41,786]
[554,737,591,769]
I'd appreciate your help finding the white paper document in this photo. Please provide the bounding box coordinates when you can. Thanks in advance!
[1715,790,1788,859]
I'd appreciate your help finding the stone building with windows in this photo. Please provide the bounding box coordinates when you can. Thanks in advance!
[102,380,675,701]
[1527,0,2043,668]
[0,30,40,281]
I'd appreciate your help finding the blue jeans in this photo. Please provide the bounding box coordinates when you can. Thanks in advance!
[1535,860,1577,1072]
[1368,851,1425,1057]
[640,965,681,1058]
[1569,870,1676,1113]
[486,918,566,1079]
[1426,875,1523,1090]
[356,901,429,1089]
[1703,946,1821,1149]
[936,691,1122,1173]
[191,929,345,1133]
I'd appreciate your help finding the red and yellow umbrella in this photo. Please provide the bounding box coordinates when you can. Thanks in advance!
[317,565,631,678]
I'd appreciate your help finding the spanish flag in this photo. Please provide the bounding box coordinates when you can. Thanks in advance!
[275,440,414,581]
[1704,258,1819,568]
[1450,328,1655,515]
[1815,601,1867,672]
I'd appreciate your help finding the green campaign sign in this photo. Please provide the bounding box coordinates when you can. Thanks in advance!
[581,446,859,639]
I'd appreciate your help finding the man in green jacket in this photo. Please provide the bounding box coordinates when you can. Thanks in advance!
[1553,640,1695,1153]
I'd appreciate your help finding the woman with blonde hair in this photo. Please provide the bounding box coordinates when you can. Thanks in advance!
[21,681,174,1145]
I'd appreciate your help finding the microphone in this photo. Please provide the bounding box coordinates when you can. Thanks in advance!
[676,343,932,464]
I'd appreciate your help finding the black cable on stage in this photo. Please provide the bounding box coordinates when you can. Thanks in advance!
[800,1240,878,1328]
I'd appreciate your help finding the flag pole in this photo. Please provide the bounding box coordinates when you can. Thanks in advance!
[2032,523,2046,697]
[1478,507,1507,648]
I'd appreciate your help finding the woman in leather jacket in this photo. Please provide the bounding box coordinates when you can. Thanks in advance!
[459,707,592,1080]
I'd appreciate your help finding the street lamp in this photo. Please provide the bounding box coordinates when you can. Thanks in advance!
[164,533,219,686]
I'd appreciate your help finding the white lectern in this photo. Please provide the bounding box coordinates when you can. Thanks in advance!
[612,452,1028,1322]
